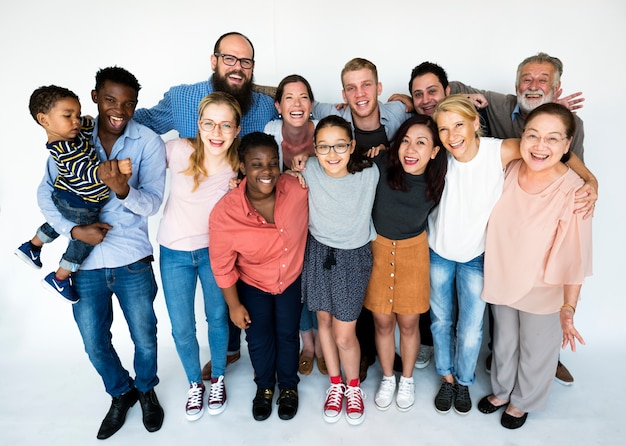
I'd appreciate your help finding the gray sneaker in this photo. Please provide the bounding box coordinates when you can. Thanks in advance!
[415,345,434,369]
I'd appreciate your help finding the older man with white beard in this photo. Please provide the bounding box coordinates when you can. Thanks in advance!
[449,52,585,161]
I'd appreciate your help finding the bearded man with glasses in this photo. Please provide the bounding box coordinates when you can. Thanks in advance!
[134,31,277,139]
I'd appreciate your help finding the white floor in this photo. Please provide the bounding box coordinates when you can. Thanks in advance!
[1,281,624,446]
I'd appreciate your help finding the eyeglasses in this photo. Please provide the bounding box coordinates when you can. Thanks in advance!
[198,120,236,134]
[314,142,352,155]
[214,53,254,69]
[522,132,568,147]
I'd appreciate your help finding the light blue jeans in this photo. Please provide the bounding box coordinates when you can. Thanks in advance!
[72,259,159,397]
[160,246,228,383]
[429,249,485,386]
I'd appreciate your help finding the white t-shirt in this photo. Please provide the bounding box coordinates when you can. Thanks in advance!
[428,137,505,263]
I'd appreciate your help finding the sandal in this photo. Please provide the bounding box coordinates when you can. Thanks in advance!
[299,354,314,375]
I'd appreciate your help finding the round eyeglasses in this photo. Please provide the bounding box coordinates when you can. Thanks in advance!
[198,120,236,134]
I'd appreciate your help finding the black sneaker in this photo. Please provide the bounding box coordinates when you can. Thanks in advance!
[434,381,455,414]
[454,384,472,415]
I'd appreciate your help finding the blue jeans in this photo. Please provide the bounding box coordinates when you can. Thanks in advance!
[159,245,228,382]
[238,278,303,390]
[299,301,318,332]
[37,190,101,272]
[429,249,485,386]
[72,259,159,397]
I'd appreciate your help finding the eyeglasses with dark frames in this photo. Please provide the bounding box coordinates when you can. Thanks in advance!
[214,53,254,69]
[314,142,352,155]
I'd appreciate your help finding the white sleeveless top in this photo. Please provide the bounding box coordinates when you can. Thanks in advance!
[427,137,504,263]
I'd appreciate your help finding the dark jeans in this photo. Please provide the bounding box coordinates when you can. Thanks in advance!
[238,278,303,390]
[37,190,101,271]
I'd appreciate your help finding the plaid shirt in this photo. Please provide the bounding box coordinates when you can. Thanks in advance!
[134,77,278,138]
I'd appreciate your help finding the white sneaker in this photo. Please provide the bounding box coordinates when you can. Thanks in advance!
[345,384,366,425]
[396,377,415,411]
[374,376,396,410]
[185,382,205,421]
[414,345,434,369]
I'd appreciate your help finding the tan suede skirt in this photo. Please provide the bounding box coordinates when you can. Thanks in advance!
[363,232,430,315]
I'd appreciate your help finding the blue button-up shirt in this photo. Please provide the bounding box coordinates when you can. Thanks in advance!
[133,76,278,138]
[37,119,166,269]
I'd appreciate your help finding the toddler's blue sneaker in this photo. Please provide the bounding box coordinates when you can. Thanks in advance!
[42,272,80,304]
[15,241,43,269]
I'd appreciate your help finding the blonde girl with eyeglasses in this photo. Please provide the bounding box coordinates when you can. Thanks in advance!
[157,92,241,422]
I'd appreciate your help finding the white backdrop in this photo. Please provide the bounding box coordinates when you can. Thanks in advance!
[0,1,624,443]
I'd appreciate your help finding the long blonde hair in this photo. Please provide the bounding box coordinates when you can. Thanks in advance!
[183,91,242,190]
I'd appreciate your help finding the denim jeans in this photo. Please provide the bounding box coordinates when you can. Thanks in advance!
[299,301,318,332]
[37,190,101,272]
[159,245,228,382]
[72,259,159,397]
[429,249,485,386]
[238,278,303,390]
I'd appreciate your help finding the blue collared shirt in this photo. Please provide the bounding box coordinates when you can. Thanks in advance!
[37,119,166,269]
[133,77,278,138]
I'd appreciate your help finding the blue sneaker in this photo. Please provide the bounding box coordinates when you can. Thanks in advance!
[15,241,42,269]
[41,272,80,304]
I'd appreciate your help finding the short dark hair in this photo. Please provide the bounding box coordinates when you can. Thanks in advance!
[409,61,449,93]
[94,66,141,94]
[524,102,575,162]
[238,131,279,162]
[29,85,79,123]
[214,31,255,60]
[275,74,315,103]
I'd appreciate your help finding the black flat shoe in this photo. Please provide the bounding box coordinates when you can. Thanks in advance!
[501,411,528,429]
[97,388,139,439]
[277,388,298,420]
[252,388,274,421]
[478,395,508,414]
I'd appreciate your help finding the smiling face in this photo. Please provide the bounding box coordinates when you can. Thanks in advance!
[38,97,81,142]
[211,34,254,93]
[397,123,440,175]
[314,125,355,178]
[516,61,559,115]
[91,80,138,138]
[240,144,280,199]
[276,81,312,129]
[411,73,450,116]
[341,68,382,120]
[436,110,480,162]
[198,103,240,157]
[521,113,571,173]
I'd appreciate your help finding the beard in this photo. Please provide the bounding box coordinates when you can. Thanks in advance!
[517,89,554,115]
[212,70,254,115]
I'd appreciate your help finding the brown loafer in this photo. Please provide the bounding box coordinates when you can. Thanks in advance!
[298,354,314,375]
[202,352,241,381]
[316,355,328,375]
